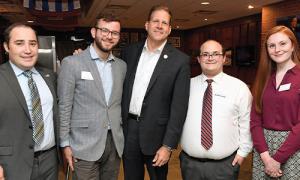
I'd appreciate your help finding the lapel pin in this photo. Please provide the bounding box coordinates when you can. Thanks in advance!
[45,74,50,77]
[163,54,168,59]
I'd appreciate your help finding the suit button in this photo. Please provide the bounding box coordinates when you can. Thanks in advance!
[142,102,146,106]
[29,125,33,129]
[29,144,34,149]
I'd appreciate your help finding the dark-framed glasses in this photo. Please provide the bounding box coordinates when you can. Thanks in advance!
[95,27,120,39]
[199,52,223,60]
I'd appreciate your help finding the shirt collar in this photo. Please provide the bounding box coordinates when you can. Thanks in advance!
[143,39,167,53]
[200,72,224,85]
[9,61,38,77]
[89,44,115,62]
[288,64,300,75]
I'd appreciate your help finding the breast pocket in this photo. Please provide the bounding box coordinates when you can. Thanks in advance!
[0,146,13,156]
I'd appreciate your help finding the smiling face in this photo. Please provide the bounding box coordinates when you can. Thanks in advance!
[3,26,38,70]
[145,9,171,44]
[198,40,225,78]
[91,19,121,53]
[266,32,294,66]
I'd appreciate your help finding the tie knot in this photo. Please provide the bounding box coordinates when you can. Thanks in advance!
[23,70,33,78]
[206,79,213,85]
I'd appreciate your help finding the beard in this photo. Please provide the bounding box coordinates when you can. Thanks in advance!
[94,38,116,53]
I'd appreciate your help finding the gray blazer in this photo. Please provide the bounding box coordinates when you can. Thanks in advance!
[58,47,126,161]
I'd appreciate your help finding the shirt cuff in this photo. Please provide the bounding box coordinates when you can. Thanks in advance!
[237,149,250,158]
[60,140,70,147]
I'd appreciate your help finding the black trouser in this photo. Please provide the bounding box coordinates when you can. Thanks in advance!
[180,150,240,180]
[123,117,168,180]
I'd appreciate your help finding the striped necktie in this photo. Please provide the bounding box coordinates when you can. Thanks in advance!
[23,70,44,145]
[201,79,213,150]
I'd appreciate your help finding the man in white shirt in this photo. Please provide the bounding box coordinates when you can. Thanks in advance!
[180,40,253,180]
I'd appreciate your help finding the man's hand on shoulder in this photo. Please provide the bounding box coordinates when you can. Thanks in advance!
[73,48,83,55]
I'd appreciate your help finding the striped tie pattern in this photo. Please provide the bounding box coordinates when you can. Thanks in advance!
[201,79,213,150]
[23,70,44,145]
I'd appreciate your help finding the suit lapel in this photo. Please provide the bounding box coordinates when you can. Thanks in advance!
[84,50,107,104]
[108,60,117,106]
[145,43,172,95]
[1,62,31,119]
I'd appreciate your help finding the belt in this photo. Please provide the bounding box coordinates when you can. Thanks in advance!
[34,146,56,158]
[182,150,236,162]
[128,113,141,121]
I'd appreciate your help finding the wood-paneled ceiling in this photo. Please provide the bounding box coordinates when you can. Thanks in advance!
[0,0,283,30]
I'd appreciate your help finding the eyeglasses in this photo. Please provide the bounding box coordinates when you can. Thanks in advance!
[94,27,120,39]
[199,52,223,60]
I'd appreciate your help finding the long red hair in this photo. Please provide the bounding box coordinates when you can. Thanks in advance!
[252,25,300,113]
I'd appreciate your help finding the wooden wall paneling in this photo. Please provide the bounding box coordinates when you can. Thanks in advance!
[239,23,249,46]
[221,27,233,49]
[233,25,241,47]
[248,22,257,45]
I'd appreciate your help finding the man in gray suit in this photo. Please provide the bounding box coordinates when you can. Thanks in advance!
[58,14,126,180]
[0,23,59,180]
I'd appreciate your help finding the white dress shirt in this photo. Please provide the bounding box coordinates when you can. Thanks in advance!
[129,40,167,115]
[10,61,55,152]
[181,72,253,159]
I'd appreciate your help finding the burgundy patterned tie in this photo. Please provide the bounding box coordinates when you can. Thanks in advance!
[201,79,213,150]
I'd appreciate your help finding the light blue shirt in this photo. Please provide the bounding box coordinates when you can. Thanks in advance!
[9,61,55,152]
[89,45,114,104]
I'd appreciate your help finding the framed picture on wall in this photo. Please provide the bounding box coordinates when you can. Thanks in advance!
[168,36,181,47]
[119,32,129,48]
[130,32,139,43]
[224,48,233,66]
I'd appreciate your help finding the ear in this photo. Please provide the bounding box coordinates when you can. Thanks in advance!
[145,21,149,31]
[91,28,96,39]
[168,26,172,35]
[197,56,201,64]
[221,55,226,64]
[3,42,9,53]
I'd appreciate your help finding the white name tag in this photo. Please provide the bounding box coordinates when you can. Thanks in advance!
[81,71,94,80]
[278,83,291,91]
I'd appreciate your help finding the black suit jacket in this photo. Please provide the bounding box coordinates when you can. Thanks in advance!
[121,41,190,155]
[0,62,60,180]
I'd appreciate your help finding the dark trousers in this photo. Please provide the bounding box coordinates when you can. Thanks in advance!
[73,131,121,180]
[180,151,240,180]
[31,146,58,180]
[123,117,168,180]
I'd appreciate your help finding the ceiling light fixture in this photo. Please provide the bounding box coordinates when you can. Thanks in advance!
[201,2,210,5]
[27,20,34,23]
[248,5,254,9]
[204,18,208,21]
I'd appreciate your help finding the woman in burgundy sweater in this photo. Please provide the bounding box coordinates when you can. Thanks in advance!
[251,25,300,179]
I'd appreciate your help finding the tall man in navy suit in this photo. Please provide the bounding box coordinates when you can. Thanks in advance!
[121,4,190,180]
[0,23,59,180]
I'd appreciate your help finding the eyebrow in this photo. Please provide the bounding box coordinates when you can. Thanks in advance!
[13,39,38,43]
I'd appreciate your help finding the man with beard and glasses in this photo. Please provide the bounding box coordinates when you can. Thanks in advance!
[58,14,126,180]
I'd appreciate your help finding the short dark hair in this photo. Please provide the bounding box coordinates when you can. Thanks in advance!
[94,14,121,27]
[3,22,37,44]
[148,4,172,25]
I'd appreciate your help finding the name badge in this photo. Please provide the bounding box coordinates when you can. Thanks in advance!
[278,83,291,91]
[81,71,94,80]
